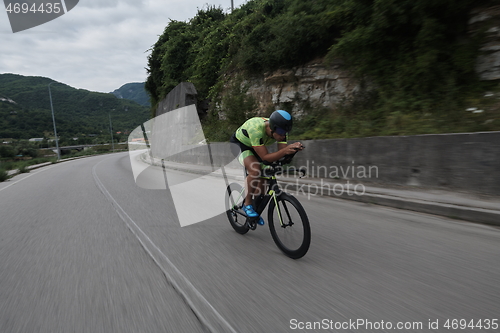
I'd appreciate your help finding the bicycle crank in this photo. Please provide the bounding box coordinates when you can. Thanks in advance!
[246,217,258,230]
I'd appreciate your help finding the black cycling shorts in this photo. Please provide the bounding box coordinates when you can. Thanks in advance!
[230,133,263,163]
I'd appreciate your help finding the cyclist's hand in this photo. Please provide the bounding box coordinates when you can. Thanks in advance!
[286,142,304,154]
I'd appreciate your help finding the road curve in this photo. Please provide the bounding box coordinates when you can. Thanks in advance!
[1,152,499,333]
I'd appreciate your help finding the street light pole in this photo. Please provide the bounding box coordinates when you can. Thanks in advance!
[48,82,60,160]
[109,111,115,152]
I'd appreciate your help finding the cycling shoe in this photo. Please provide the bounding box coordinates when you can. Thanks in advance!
[258,216,265,226]
[243,204,259,218]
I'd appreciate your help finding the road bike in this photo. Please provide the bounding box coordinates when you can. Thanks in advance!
[224,153,311,259]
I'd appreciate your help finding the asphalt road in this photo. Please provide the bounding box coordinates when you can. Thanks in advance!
[1,152,499,333]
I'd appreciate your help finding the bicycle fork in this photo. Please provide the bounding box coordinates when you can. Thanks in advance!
[271,191,293,228]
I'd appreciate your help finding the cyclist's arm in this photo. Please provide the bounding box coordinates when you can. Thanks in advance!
[253,143,303,163]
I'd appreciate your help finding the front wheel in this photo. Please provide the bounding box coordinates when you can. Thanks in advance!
[268,193,311,259]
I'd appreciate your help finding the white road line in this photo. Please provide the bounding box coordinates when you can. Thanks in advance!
[92,156,237,333]
[0,156,99,193]
[0,165,56,193]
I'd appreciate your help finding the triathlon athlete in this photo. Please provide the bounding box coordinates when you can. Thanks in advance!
[230,110,304,224]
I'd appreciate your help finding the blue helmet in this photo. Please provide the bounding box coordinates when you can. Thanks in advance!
[269,110,292,135]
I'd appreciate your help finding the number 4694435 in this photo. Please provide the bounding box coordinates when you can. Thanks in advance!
[444,319,498,330]
[5,2,62,14]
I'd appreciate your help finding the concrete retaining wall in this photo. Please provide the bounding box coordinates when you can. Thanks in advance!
[163,131,500,196]
[296,132,500,196]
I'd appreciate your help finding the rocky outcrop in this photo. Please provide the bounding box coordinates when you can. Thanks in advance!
[471,5,500,80]
[244,58,363,115]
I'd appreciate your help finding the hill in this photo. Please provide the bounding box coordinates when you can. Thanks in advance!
[111,82,150,107]
[0,74,150,141]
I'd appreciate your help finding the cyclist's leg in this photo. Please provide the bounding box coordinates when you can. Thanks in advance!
[242,154,266,225]
[230,135,264,220]
[242,154,264,206]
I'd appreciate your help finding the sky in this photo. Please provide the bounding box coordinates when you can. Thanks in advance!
[1,0,248,93]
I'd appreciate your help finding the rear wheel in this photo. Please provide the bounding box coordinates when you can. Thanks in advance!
[225,183,249,234]
[268,193,310,259]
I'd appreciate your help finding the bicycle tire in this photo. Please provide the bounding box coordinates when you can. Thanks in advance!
[268,193,311,259]
[225,183,249,234]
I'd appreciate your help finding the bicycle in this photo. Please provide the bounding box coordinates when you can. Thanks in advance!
[223,150,311,259]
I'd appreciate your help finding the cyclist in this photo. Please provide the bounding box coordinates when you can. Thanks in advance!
[230,110,304,225]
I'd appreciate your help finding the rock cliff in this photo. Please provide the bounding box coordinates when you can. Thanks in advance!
[471,5,500,81]
[244,58,362,115]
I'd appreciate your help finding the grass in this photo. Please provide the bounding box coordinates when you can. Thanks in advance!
[0,143,129,182]
[0,157,57,181]
[0,157,57,173]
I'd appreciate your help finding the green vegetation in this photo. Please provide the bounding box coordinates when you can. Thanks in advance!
[0,140,57,180]
[202,75,259,142]
[0,140,128,182]
[0,74,150,140]
[0,169,7,182]
[145,0,500,140]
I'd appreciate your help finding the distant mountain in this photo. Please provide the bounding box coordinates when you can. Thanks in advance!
[111,82,150,107]
[0,73,150,140]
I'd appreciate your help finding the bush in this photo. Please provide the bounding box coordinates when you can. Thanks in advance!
[0,145,16,158]
[18,164,30,174]
[0,169,8,182]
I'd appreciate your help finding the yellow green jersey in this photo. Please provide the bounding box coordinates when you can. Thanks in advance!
[235,117,287,147]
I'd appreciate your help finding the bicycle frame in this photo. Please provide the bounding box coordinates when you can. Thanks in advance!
[228,170,288,227]
[255,175,283,224]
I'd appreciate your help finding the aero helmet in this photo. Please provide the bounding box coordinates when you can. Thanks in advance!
[269,110,293,135]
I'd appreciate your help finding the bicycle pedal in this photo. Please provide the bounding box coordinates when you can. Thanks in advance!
[246,217,258,230]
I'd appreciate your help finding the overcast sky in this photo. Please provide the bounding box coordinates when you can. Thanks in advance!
[1,0,248,93]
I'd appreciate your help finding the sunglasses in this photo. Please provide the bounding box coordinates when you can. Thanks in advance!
[274,127,287,136]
